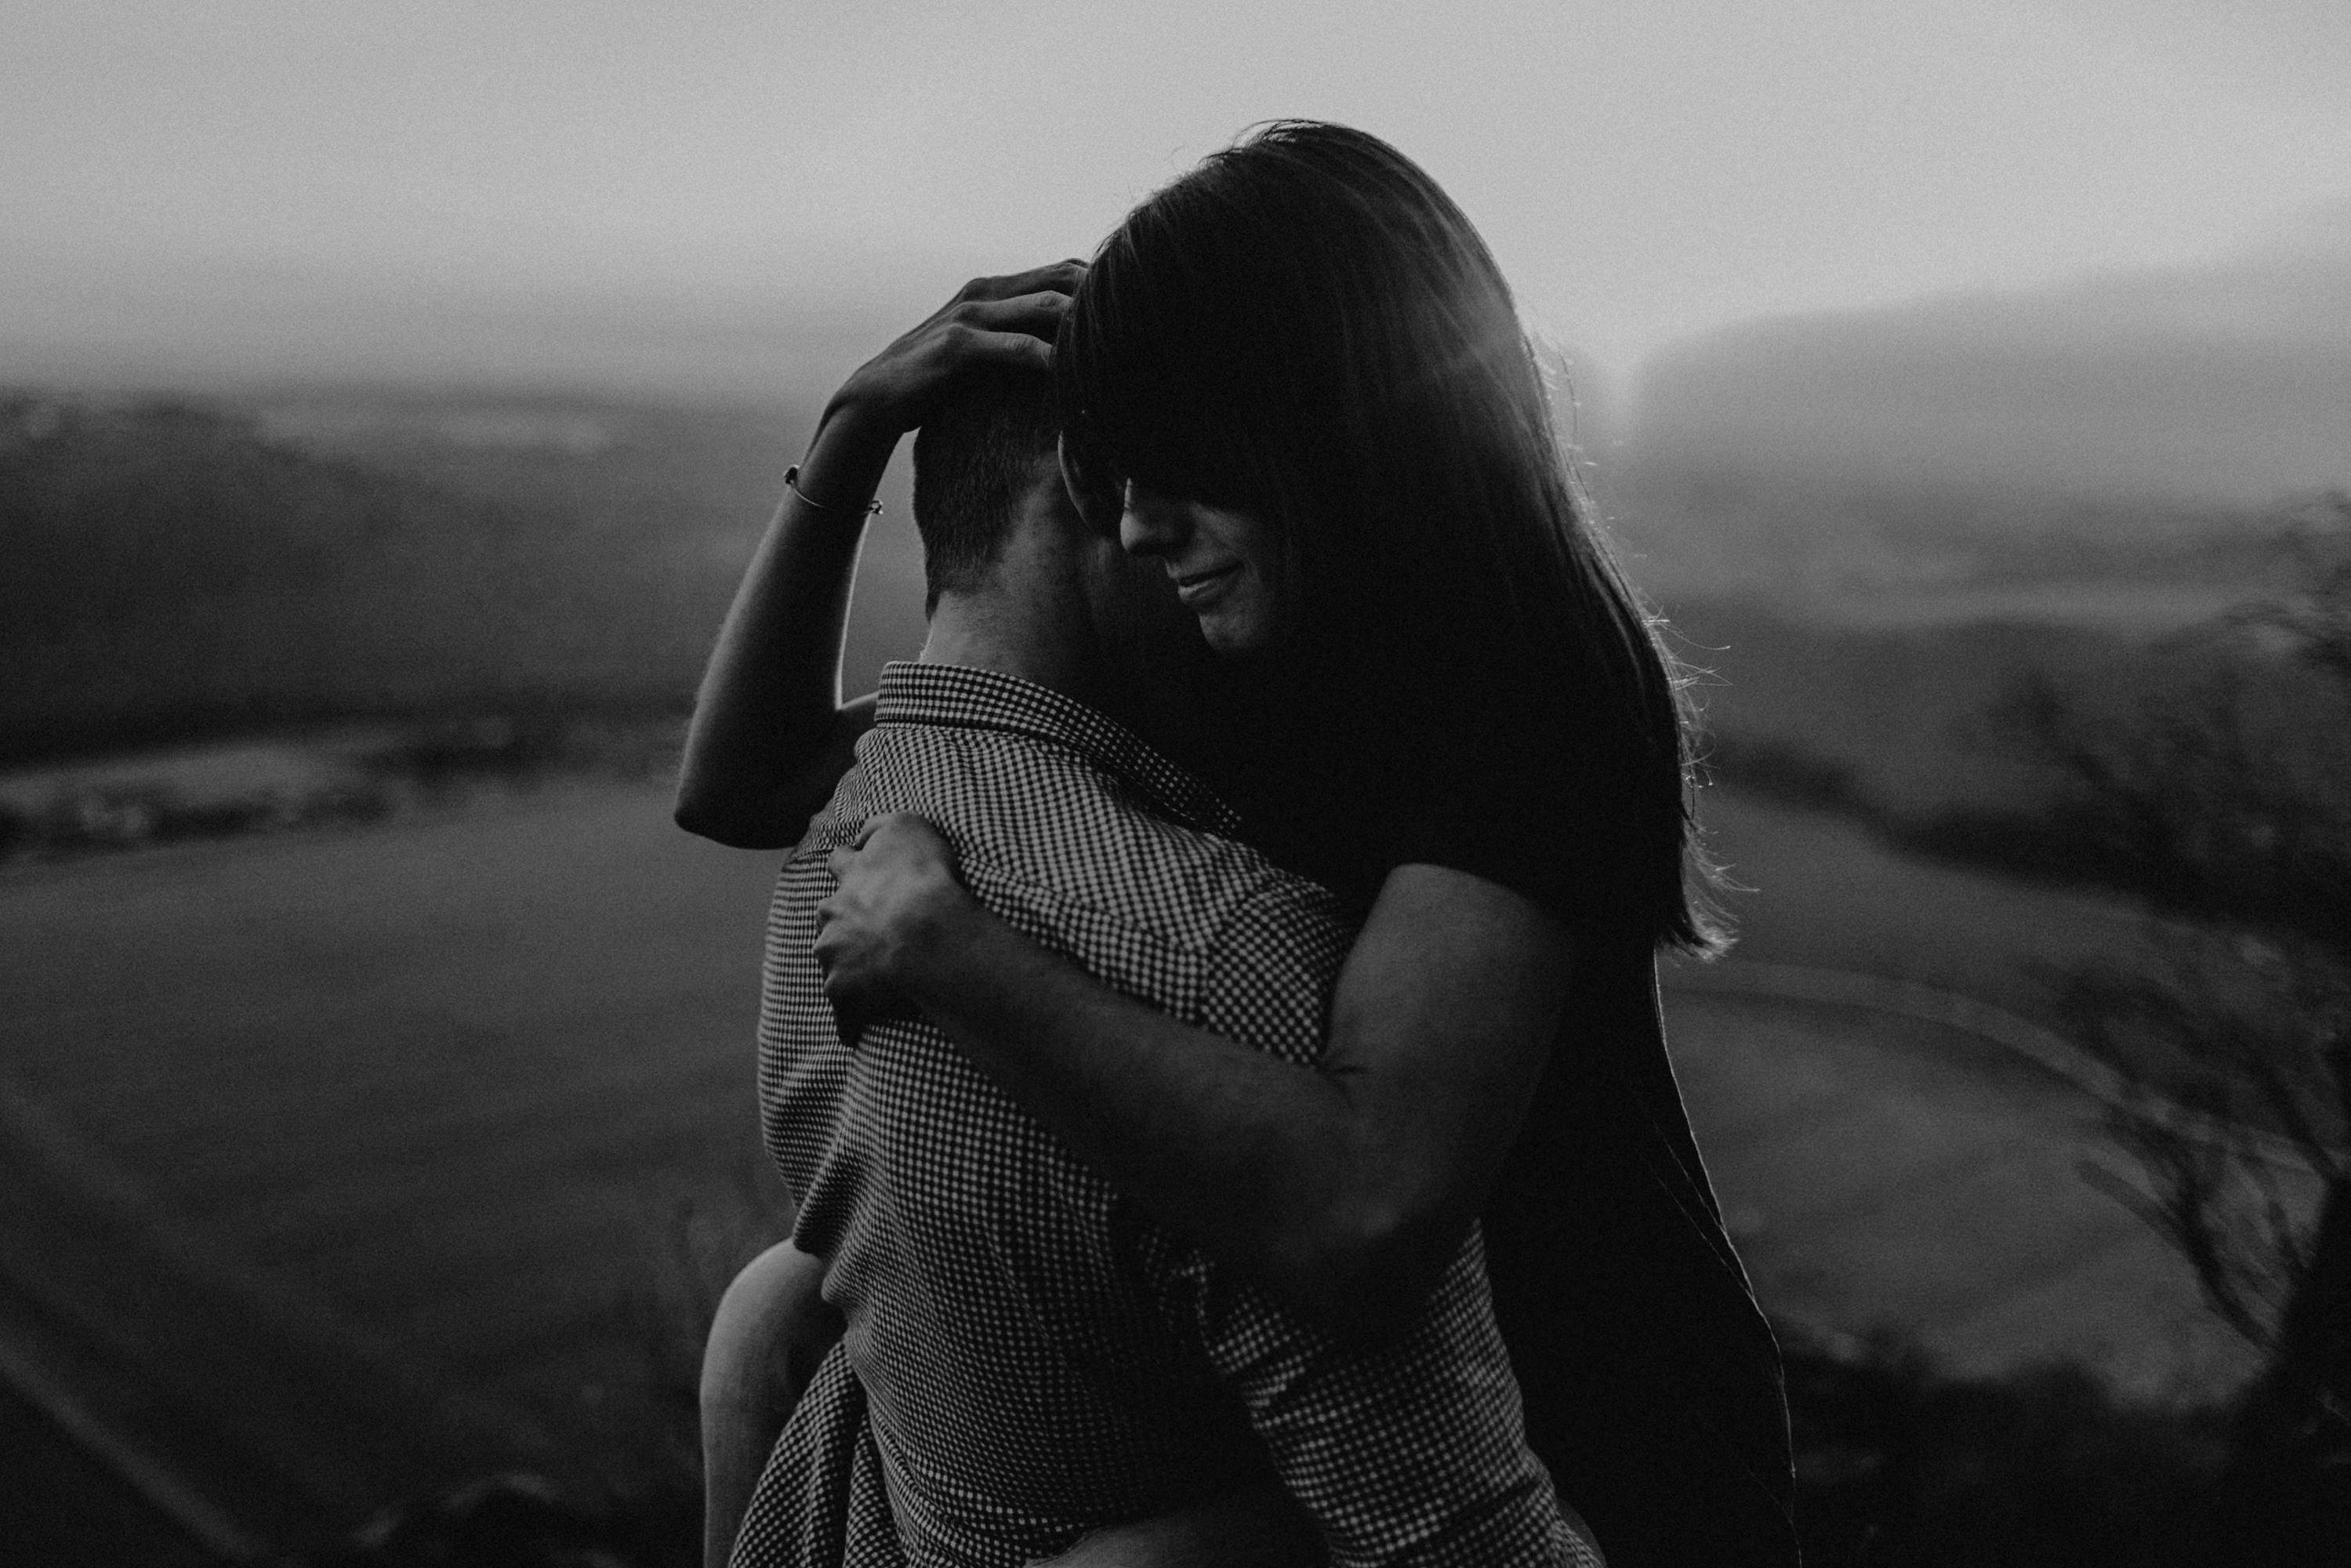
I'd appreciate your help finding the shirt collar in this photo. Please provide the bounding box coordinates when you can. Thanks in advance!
[874,661,1241,837]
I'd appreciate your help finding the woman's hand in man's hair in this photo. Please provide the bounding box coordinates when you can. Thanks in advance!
[822,260,1087,444]
[793,260,1084,514]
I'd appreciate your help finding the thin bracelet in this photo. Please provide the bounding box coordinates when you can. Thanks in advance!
[785,464,883,516]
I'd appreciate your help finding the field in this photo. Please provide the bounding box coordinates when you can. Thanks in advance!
[0,768,2255,1555]
[1678,789,2150,1011]
[5,384,2320,1559]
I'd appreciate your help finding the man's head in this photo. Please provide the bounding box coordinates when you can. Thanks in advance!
[909,368,1211,752]
[910,368,1061,614]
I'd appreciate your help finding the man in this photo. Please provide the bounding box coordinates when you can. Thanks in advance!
[702,368,1595,1566]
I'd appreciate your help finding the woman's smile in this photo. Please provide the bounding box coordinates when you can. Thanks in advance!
[1119,483,1281,655]
[1172,561,1243,604]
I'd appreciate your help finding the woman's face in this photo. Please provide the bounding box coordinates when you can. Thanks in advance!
[1116,480,1283,658]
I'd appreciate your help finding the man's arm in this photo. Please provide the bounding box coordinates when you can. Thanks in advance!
[700,1241,843,1568]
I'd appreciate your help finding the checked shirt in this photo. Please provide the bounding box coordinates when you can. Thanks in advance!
[732,662,1587,1568]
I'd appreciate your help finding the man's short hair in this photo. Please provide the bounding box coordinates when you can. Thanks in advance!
[910,368,1061,609]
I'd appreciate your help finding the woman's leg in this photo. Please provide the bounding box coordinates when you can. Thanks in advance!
[1030,1480,1326,1567]
[701,1240,842,1568]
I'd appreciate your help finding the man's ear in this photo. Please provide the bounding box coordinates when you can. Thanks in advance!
[1058,433,1122,539]
[1029,448,1094,548]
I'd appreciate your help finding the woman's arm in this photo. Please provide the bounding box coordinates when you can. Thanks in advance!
[815,818,1572,1339]
[674,263,1083,848]
[672,417,881,847]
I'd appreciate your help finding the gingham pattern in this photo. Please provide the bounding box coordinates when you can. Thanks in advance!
[732,662,1594,1568]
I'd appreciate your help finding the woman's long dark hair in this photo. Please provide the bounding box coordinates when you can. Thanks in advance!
[1058,121,1722,952]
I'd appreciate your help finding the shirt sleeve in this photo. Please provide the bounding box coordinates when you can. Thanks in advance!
[1373,757,1596,933]
[1188,873,1350,1062]
[1138,1225,1573,1568]
[1140,878,1576,1567]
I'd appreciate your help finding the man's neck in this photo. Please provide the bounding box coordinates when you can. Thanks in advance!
[919,590,1104,710]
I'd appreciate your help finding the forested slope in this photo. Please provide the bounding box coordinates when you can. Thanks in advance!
[1,397,729,762]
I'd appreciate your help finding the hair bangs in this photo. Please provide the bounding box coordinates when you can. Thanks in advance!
[1061,187,1298,524]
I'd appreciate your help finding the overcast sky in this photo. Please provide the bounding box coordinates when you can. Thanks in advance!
[5,0,2349,395]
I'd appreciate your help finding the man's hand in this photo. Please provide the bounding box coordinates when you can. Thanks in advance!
[814,812,977,1034]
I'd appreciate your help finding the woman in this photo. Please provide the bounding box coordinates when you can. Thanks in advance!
[690,124,1797,1566]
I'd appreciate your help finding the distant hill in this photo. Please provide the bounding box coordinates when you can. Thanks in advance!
[0,393,928,764]
[1598,457,2312,626]
[236,385,934,697]
[0,387,939,765]
[12,234,2342,775]
[1602,231,2351,616]
[1628,230,2351,505]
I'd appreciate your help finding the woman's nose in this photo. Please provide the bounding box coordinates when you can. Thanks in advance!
[1117,481,1185,558]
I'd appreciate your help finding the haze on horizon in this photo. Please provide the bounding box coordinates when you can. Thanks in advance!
[5,0,2349,413]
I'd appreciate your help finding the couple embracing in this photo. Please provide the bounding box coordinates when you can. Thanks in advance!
[678,122,1798,1568]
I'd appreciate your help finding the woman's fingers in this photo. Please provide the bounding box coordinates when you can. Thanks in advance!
[923,295,1068,376]
[833,263,1080,436]
[952,290,1071,336]
[855,811,956,861]
[847,293,1061,423]
[937,327,1052,375]
[956,260,1087,305]
[811,813,966,1045]
[938,264,1083,345]
[811,885,882,1029]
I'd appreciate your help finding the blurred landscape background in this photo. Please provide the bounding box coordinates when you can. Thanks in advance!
[5,2,2349,1565]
